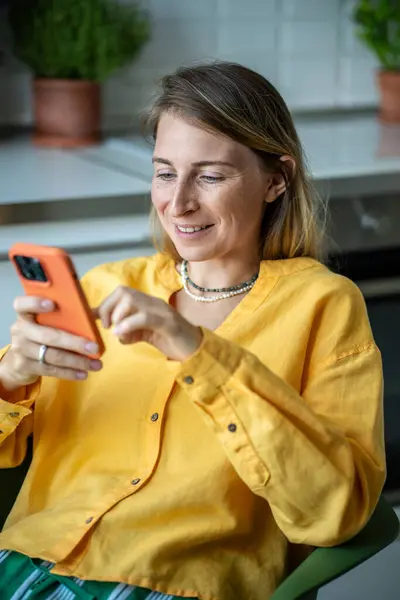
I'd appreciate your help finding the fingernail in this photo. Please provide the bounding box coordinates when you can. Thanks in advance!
[41,300,53,310]
[76,372,88,380]
[113,324,125,335]
[89,360,102,371]
[84,342,99,354]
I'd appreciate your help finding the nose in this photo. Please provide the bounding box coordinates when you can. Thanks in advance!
[169,178,198,217]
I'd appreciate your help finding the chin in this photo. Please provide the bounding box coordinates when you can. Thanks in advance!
[174,244,216,263]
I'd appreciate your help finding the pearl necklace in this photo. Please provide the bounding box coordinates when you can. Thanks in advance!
[180,260,258,303]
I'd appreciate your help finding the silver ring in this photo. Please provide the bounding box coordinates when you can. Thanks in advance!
[38,344,48,364]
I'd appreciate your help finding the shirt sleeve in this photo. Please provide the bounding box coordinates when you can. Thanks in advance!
[0,346,42,468]
[177,328,385,548]
[0,267,99,469]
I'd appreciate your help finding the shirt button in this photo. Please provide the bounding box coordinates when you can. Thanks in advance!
[9,412,20,417]
[85,517,93,524]
[150,413,159,422]
[184,376,194,385]
[228,423,237,433]
[131,478,141,486]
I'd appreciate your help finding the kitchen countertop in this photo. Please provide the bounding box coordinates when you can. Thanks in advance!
[1,112,400,205]
[297,113,400,179]
[0,134,153,254]
[0,137,150,206]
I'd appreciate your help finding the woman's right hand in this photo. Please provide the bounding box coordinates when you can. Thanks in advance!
[0,296,103,392]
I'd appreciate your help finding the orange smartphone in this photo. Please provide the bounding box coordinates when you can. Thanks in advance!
[8,243,105,359]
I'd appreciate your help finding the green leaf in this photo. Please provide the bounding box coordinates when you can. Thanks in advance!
[7,0,151,81]
[353,0,400,71]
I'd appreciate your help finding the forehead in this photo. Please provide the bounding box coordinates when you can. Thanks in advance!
[154,112,250,164]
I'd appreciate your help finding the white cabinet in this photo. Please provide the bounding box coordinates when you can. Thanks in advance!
[0,259,20,349]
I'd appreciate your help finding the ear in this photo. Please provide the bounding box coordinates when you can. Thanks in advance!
[265,155,296,204]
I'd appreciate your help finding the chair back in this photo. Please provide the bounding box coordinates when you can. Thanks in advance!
[271,496,399,600]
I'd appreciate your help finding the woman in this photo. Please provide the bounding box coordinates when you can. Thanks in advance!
[0,62,385,600]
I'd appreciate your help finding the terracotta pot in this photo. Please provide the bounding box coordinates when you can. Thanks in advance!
[33,79,101,148]
[377,71,400,123]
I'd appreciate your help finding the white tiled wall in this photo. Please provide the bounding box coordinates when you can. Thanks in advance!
[0,0,379,127]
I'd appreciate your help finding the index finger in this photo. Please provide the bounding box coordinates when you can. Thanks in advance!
[13,295,55,316]
[94,287,150,329]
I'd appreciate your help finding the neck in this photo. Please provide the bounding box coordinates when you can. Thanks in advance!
[182,254,261,290]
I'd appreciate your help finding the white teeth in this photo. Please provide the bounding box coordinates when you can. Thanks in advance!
[177,225,208,233]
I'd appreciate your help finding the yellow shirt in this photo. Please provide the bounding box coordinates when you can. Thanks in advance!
[0,253,385,600]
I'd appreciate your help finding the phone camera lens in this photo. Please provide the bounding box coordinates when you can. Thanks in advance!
[14,255,48,282]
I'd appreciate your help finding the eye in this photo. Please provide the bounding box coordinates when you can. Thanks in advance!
[155,171,176,181]
[200,174,224,183]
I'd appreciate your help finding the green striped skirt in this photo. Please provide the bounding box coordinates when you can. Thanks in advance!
[0,550,198,600]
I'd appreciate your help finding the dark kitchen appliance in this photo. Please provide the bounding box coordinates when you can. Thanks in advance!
[328,194,400,498]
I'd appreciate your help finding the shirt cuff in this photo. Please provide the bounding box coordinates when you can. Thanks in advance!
[177,328,243,400]
[0,345,42,440]
[0,399,31,440]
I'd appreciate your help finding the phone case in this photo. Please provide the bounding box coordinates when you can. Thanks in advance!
[8,243,105,359]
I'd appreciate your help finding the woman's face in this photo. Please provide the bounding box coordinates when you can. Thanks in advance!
[151,112,276,264]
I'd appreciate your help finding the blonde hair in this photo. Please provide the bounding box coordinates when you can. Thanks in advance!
[143,61,326,261]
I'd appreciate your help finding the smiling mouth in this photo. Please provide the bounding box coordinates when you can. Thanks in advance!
[176,225,213,233]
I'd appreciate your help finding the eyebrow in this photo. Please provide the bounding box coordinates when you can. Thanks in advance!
[152,157,236,168]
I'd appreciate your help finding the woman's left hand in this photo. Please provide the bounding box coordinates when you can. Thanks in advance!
[93,286,203,361]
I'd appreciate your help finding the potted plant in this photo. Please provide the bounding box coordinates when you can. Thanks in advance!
[7,0,150,147]
[354,0,400,122]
